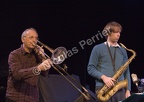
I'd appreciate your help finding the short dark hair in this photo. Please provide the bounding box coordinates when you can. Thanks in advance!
[103,21,122,35]
[102,21,122,39]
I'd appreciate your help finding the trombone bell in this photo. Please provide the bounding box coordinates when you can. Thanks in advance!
[51,47,67,64]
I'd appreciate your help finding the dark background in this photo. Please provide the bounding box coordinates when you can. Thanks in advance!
[0,0,144,99]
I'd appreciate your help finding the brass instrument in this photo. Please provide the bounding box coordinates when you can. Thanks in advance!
[36,40,91,100]
[97,43,136,102]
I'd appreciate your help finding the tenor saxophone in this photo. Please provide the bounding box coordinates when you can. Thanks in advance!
[97,43,136,102]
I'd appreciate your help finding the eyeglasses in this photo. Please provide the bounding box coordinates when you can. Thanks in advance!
[23,36,39,40]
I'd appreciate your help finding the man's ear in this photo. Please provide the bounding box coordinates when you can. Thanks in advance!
[21,37,24,43]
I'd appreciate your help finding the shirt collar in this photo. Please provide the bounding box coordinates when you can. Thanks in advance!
[21,44,34,55]
[104,41,120,48]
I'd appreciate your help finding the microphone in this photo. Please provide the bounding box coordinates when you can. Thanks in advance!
[131,73,139,87]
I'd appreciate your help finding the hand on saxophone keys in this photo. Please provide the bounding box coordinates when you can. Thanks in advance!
[101,75,116,88]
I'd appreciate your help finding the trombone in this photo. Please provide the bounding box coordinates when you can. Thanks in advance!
[36,40,91,100]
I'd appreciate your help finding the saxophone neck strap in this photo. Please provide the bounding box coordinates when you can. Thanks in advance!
[106,42,116,72]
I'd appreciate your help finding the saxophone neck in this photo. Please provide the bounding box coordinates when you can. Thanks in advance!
[120,43,136,57]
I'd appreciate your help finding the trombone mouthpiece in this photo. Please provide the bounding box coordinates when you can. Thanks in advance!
[32,42,37,47]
